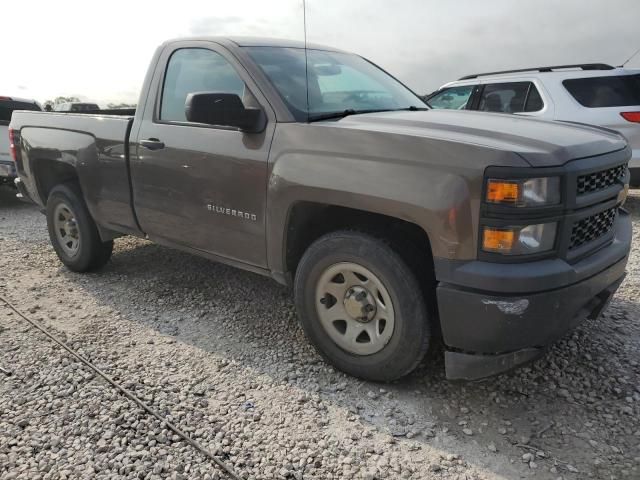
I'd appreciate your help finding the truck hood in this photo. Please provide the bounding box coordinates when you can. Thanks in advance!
[329,109,627,167]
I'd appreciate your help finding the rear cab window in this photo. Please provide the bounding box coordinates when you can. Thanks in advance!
[427,85,475,110]
[563,74,640,107]
[0,100,41,126]
[478,81,544,113]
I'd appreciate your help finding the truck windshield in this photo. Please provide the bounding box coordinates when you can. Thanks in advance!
[244,47,427,122]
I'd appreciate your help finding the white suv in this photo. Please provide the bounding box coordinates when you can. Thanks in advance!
[426,64,640,185]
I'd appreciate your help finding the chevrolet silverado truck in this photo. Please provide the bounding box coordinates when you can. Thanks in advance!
[9,37,632,381]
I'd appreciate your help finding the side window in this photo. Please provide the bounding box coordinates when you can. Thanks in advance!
[563,75,640,108]
[524,85,544,112]
[479,82,543,113]
[160,48,246,123]
[427,85,475,110]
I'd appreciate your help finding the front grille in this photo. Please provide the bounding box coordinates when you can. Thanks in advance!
[569,207,617,250]
[577,164,626,195]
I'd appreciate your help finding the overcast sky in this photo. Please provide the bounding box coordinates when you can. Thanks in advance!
[1,0,638,105]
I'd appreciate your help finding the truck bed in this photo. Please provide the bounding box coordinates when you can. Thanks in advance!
[10,110,140,237]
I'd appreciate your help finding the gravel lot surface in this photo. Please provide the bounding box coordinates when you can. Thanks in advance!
[1,186,639,480]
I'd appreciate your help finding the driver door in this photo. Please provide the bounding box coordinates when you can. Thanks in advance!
[130,41,276,268]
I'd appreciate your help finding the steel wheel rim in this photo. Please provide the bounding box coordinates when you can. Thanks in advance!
[315,262,395,356]
[53,203,80,257]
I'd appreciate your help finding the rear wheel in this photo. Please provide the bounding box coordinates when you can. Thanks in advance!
[46,183,113,272]
[294,231,431,382]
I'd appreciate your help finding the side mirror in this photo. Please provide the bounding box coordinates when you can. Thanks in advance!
[185,92,266,133]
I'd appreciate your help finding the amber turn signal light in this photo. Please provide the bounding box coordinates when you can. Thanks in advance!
[486,180,519,204]
[482,228,515,252]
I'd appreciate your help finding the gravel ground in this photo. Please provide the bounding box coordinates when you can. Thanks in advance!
[1,185,639,480]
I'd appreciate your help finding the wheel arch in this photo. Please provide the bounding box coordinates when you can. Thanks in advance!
[283,202,435,276]
[277,200,440,329]
[33,159,80,205]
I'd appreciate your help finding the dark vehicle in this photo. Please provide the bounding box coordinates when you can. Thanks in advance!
[54,102,100,112]
[1,96,41,186]
[9,38,632,381]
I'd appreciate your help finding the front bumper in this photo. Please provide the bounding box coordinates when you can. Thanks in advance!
[437,210,631,380]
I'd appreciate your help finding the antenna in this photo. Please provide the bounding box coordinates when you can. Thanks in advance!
[303,0,310,122]
[620,45,640,67]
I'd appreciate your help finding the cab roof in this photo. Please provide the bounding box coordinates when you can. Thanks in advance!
[163,36,345,52]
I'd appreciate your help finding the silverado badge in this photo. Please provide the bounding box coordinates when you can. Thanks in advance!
[207,204,257,221]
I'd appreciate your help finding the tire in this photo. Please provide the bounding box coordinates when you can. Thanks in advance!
[294,230,431,382]
[46,183,113,272]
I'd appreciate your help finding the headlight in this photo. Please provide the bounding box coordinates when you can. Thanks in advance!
[482,222,557,255]
[486,177,560,207]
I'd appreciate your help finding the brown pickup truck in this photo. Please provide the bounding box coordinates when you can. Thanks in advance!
[9,37,632,381]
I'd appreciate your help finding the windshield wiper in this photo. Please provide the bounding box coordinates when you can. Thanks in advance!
[398,105,430,111]
[307,106,429,123]
[307,108,390,122]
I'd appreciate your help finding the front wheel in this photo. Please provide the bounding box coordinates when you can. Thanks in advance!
[46,183,113,272]
[294,231,431,382]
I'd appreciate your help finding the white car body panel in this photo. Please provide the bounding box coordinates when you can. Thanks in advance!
[437,68,640,170]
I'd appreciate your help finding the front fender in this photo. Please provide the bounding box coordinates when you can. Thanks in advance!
[266,123,524,276]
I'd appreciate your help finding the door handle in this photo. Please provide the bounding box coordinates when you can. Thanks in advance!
[140,138,165,150]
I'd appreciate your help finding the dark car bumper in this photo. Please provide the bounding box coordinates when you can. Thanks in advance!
[436,210,631,381]
[0,159,16,182]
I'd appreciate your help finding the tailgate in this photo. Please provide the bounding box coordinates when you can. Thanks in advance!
[0,125,9,158]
